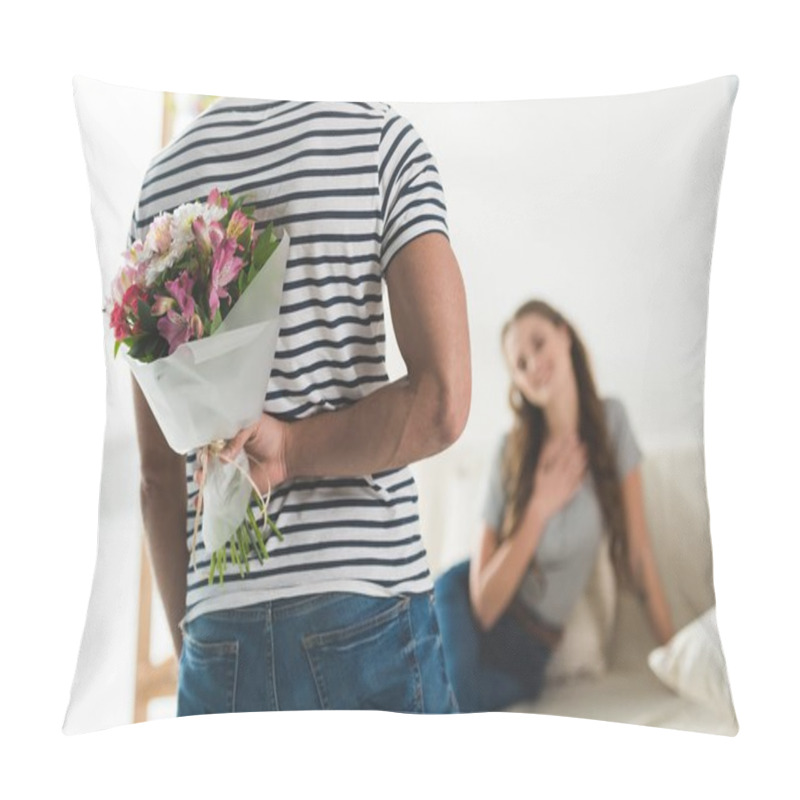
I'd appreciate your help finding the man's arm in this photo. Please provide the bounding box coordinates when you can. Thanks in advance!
[132,378,188,657]
[222,232,471,486]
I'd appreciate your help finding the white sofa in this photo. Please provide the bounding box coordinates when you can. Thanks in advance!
[422,443,738,735]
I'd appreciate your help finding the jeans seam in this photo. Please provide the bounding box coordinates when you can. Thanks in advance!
[429,594,458,713]
[273,592,353,620]
[409,600,425,713]
[267,607,279,711]
[230,641,239,713]
[302,595,410,648]
[181,631,239,657]
[191,605,269,624]
[304,643,330,709]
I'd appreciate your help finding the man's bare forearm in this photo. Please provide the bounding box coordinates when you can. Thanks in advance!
[285,369,468,481]
[140,476,188,658]
[133,378,189,658]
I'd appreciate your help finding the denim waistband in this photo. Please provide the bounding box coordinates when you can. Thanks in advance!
[181,589,434,632]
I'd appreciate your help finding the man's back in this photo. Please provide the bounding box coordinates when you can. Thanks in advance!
[132,99,449,622]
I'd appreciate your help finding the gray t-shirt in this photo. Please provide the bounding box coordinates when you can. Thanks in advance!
[482,397,642,627]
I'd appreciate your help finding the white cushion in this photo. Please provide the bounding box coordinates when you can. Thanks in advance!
[647,606,736,721]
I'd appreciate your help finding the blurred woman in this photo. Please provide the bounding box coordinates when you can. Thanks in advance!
[434,299,674,713]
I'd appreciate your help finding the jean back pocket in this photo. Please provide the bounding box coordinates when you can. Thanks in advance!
[178,635,239,717]
[302,596,423,712]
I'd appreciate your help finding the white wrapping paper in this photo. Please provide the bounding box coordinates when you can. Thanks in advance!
[126,231,289,554]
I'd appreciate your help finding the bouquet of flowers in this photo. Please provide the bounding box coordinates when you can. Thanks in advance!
[108,188,288,584]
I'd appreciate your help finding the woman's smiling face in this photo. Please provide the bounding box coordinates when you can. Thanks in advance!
[503,312,573,408]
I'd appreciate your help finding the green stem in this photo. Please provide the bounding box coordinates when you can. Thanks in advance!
[264,513,284,543]
[230,535,239,566]
[208,551,217,585]
[238,527,253,572]
[234,534,246,578]
[247,505,269,560]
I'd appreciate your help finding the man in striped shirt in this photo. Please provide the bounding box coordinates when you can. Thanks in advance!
[132,98,470,713]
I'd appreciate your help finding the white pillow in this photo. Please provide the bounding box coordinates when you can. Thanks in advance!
[648,606,736,719]
[68,76,738,732]
[546,536,617,682]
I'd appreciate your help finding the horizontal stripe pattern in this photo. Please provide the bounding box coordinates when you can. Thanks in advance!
[131,99,448,621]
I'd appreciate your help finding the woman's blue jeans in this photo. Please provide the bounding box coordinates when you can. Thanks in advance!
[177,591,458,714]
[434,560,553,713]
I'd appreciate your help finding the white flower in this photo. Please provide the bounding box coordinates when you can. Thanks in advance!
[171,202,206,239]
[141,198,230,286]
[144,212,173,257]
[173,201,227,236]
[201,203,228,228]
[171,201,228,259]
[145,252,178,285]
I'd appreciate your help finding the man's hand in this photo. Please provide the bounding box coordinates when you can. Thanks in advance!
[220,413,290,494]
[193,413,290,498]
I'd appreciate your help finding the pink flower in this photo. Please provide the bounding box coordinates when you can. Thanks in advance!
[110,283,149,340]
[207,188,229,211]
[157,272,204,354]
[110,302,130,340]
[226,209,252,240]
[208,238,244,319]
[151,295,175,317]
[165,272,194,308]
[111,265,137,305]
[121,285,148,335]
[192,217,225,255]
[122,241,149,272]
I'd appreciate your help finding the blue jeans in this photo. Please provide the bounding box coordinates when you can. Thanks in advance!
[434,560,553,713]
[177,591,458,714]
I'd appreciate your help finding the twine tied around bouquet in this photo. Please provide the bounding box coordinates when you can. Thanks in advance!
[190,439,272,572]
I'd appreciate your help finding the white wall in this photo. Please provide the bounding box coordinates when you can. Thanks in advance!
[393,90,725,455]
[391,87,730,570]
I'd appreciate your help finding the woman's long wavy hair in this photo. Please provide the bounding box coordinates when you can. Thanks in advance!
[500,299,634,588]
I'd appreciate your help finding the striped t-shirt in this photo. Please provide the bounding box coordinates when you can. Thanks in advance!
[130,99,450,624]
